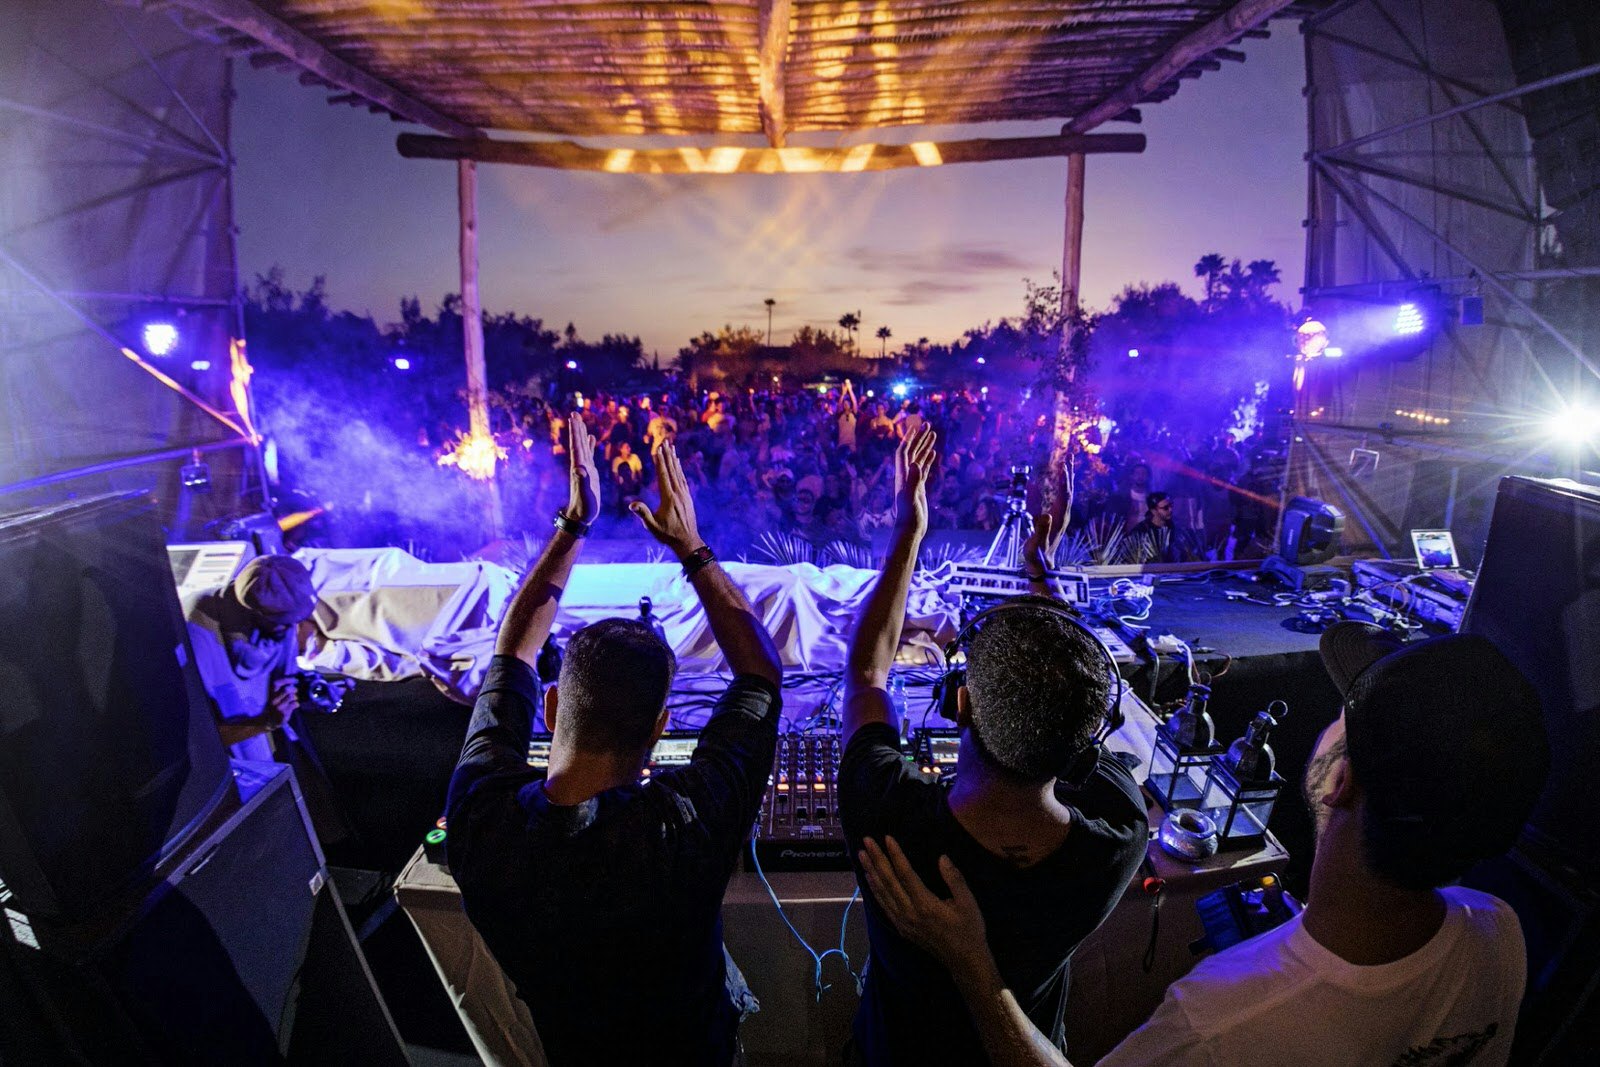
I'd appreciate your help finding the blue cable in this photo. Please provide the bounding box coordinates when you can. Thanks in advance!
[749,838,861,1000]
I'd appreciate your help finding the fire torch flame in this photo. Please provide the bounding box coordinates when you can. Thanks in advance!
[437,429,506,481]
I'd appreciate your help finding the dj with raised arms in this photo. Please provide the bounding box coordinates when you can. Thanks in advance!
[446,414,784,1067]
[838,425,1148,1066]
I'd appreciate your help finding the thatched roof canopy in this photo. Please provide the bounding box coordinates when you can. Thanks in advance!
[156,0,1313,155]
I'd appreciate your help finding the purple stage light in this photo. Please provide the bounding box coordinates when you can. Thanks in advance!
[190,359,211,371]
[142,321,179,357]
[1127,348,1139,359]
[1394,303,1425,336]
[891,383,909,399]
[565,360,579,370]
[392,356,411,370]
[975,356,986,365]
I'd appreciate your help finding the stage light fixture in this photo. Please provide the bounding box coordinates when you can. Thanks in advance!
[142,321,179,357]
[190,359,211,371]
[891,383,909,399]
[1128,348,1140,359]
[1545,404,1598,445]
[975,356,987,365]
[392,356,411,370]
[1394,302,1426,336]
[565,360,579,370]
[1324,347,1344,358]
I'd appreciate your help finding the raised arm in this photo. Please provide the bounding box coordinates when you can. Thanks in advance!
[843,425,936,739]
[495,413,601,665]
[860,837,1074,1067]
[632,441,781,685]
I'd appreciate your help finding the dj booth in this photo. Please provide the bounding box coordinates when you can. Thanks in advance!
[394,689,1288,1067]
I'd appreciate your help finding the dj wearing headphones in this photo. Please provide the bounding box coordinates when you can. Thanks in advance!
[838,426,1148,1067]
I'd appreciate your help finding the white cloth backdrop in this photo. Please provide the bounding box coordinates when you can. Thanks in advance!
[295,548,958,704]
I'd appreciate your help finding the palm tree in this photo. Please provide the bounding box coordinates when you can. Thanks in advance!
[763,297,775,346]
[1193,253,1226,306]
[1244,260,1281,304]
[838,311,861,354]
[875,325,892,359]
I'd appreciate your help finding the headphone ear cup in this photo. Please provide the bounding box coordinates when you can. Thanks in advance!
[1059,743,1102,791]
[940,668,966,722]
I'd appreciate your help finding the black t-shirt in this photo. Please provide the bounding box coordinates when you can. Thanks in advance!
[446,655,781,1067]
[839,722,1148,1066]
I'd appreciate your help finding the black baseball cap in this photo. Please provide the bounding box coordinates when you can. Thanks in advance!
[1321,623,1548,864]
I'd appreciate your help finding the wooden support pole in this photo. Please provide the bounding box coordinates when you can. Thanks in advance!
[457,159,503,536]
[398,132,1145,173]
[1060,152,1087,316]
[1048,152,1088,555]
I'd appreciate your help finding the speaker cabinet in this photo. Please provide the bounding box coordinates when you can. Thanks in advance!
[1,762,406,1065]
[0,491,233,929]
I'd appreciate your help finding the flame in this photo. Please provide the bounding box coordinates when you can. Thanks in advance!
[437,429,507,481]
[229,337,259,442]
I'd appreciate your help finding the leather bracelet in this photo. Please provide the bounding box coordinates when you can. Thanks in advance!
[681,544,716,579]
[553,510,592,538]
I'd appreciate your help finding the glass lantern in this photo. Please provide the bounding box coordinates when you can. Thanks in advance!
[1199,758,1283,851]
[1143,684,1222,813]
[1200,700,1289,851]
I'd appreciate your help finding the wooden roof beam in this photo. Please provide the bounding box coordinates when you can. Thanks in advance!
[155,0,480,138]
[397,131,1145,175]
[1065,0,1298,135]
[757,0,793,148]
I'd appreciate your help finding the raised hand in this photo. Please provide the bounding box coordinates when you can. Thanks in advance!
[893,424,937,535]
[860,837,988,975]
[630,441,704,556]
[565,413,601,525]
[1021,512,1052,577]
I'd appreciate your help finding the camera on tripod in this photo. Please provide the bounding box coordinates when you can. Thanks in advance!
[1007,464,1031,511]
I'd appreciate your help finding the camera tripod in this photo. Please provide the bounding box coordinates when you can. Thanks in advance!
[981,491,1035,569]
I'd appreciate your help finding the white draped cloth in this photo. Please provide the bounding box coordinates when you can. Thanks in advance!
[294,548,958,705]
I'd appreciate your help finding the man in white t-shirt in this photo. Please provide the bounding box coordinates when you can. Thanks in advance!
[856,623,1548,1067]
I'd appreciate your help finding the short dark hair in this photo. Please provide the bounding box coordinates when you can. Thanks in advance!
[556,618,677,756]
[965,606,1109,781]
[1146,491,1172,514]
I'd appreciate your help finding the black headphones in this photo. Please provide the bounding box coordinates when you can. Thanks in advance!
[935,594,1126,790]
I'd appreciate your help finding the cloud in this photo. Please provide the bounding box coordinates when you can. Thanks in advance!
[848,243,1034,278]
[882,279,982,307]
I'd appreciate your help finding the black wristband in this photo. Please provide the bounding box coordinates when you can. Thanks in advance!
[553,510,591,538]
[681,544,716,579]
[1021,565,1049,582]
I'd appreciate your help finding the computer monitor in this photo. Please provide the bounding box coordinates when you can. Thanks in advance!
[1409,529,1460,570]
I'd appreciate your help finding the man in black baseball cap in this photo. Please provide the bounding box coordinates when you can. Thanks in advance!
[1093,624,1549,1065]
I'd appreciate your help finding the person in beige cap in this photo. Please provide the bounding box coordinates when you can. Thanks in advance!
[182,554,318,759]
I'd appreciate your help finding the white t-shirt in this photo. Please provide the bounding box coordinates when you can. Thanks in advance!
[1097,886,1525,1067]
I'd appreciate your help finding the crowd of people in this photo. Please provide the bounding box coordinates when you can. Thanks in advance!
[439,419,1546,1067]
[488,378,1289,565]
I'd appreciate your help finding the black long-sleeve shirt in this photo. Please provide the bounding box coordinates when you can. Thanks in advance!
[446,655,780,1067]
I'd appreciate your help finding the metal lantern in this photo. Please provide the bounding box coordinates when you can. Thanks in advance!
[1144,684,1222,813]
[1201,700,1288,851]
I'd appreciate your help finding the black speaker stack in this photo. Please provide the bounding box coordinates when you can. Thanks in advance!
[0,492,405,1064]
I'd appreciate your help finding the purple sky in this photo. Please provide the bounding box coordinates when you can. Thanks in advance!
[232,26,1308,359]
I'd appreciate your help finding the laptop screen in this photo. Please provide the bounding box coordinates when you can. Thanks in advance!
[1410,529,1460,570]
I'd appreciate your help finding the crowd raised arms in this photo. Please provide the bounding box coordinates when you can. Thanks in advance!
[462,379,1278,566]
[442,414,1545,1067]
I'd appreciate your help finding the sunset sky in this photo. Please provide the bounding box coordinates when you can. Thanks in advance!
[232,25,1308,359]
